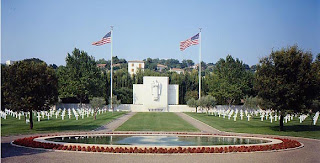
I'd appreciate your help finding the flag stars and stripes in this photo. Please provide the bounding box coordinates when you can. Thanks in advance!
[92,31,111,46]
[180,33,199,51]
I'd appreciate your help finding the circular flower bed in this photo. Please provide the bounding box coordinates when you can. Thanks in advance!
[12,133,302,154]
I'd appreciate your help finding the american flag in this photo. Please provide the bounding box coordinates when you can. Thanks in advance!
[180,33,199,51]
[92,31,111,46]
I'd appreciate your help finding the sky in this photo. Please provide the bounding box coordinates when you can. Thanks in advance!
[2,0,319,66]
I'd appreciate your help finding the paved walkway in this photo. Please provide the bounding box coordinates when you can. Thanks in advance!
[2,112,320,163]
[93,112,136,132]
[175,112,222,134]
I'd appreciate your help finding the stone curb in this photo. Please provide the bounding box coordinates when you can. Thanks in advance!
[11,140,304,155]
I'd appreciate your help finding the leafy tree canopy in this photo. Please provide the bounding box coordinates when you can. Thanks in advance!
[255,46,319,130]
[1,60,58,129]
[208,55,254,105]
[57,48,103,104]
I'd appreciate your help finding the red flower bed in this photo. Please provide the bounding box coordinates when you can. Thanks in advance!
[12,133,302,154]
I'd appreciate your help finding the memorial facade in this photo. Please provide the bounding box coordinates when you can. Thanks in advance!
[133,76,179,112]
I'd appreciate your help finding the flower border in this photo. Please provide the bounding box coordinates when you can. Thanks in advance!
[12,132,302,154]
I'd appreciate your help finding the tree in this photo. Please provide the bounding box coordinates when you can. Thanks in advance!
[90,97,106,120]
[243,96,262,110]
[209,55,254,105]
[49,64,58,69]
[199,95,216,114]
[187,98,199,113]
[185,91,199,102]
[114,87,133,104]
[57,48,103,107]
[255,46,318,131]
[309,53,320,117]
[2,60,58,129]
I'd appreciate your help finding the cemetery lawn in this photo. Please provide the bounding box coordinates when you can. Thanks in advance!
[186,113,320,139]
[1,112,125,136]
[116,112,199,132]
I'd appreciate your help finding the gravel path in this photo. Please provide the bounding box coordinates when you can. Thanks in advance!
[2,112,320,163]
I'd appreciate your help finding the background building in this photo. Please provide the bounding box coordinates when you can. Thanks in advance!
[156,64,167,72]
[128,60,144,75]
[169,68,184,74]
[5,60,15,66]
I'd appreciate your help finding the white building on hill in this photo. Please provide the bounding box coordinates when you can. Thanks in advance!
[128,60,144,75]
[170,68,184,74]
[157,64,167,72]
[5,60,15,66]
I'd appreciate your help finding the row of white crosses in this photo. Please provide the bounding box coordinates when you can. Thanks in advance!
[4,109,24,120]
[0,110,7,119]
[299,114,308,123]
[4,109,32,123]
[36,110,52,121]
[3,106,110,122]
[210,107,303,124]
[210,108,253,121]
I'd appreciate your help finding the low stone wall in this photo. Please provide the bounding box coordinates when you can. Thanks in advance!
[168,105,195,112]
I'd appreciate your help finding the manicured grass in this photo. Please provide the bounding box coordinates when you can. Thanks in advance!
[116,112,199,132]
[1,112,125,136]
[186,112,320,139]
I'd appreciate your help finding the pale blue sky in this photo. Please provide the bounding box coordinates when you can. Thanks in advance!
[2,0,319,66]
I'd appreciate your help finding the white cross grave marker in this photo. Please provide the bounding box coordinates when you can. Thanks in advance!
[247,114,251,121]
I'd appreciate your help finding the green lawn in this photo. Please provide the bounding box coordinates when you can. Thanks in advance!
[186,112,320,139]
[116,112,199,132]
[1,112,125,136]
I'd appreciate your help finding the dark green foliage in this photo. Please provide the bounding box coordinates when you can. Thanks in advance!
[57,48,103,105]
[1,60,58,129]
[255,46,319,131]
[114,87,133,104]
[22,58,45,63]
[185,90,199,102]
[208,55,254,105]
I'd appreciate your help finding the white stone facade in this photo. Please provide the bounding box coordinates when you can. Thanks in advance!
[128,61,144,76]
[133,76,178,112]
[5,60,15,66]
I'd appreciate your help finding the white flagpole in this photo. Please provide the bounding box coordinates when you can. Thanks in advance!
[110,26,113,112]
[199,28,202,100]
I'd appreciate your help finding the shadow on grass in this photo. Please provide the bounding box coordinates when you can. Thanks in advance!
[270,125,320,132]
[35,125,100,132]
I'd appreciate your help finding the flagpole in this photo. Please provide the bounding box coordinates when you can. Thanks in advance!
[199,28,202,100]
[110,26,113,112]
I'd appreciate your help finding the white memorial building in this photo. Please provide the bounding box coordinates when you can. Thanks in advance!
[133,76,179,112]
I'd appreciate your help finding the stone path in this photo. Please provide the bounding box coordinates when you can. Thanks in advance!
[93,112,136,132]
[175,112,222,134]
[2,112,320,163]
